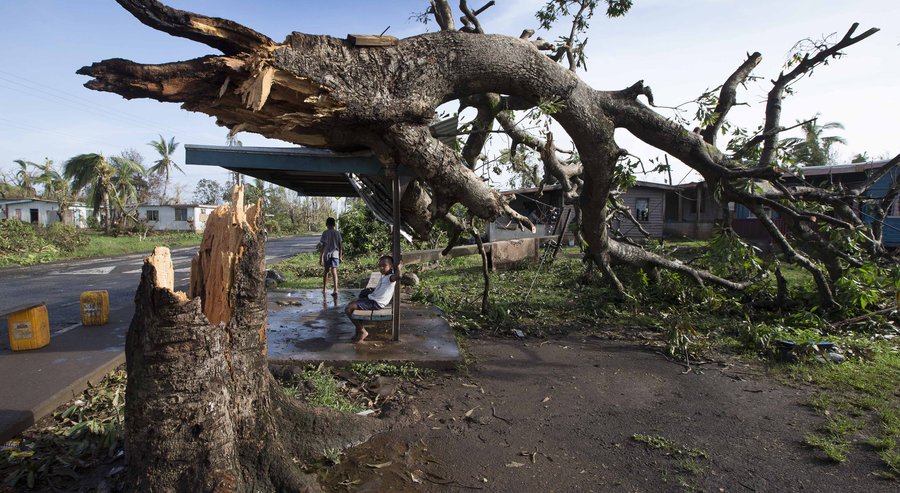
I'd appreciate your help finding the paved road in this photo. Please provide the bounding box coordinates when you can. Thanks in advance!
[0,235,318,350]
[0,235,318,442]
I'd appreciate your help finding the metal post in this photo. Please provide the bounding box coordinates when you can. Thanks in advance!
[390,170,401,341]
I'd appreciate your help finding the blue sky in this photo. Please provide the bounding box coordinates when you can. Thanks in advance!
[1,0,897,194]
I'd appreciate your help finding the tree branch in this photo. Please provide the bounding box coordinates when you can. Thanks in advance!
[430,0,456,31]
[748,204,837,308]
[115,0,274,55]
[459,0,494,34]
[759,23,879,166]
[731,118,816,160]
[701,52,762,146]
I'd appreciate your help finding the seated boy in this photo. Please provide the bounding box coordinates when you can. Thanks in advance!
[344,255,401,342]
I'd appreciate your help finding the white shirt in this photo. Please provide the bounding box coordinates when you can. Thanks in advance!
[368,273,396,308]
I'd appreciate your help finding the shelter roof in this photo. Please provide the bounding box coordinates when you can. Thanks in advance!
[185,145,412,197]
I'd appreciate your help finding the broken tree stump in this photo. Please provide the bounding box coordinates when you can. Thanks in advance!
[125,186,383,492]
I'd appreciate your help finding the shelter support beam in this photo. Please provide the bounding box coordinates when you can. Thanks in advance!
[390,168,401,341]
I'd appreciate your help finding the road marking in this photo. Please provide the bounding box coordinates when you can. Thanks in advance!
[50,266,116,275]
[53,322,82,337]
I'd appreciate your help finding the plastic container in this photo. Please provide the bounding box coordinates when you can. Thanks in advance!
[7,303,50,351]
[80,290,109,326]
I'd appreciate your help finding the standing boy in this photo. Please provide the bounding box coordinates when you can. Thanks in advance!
[319,217,342,296]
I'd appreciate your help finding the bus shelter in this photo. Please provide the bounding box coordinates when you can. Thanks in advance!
[185,144,413,340]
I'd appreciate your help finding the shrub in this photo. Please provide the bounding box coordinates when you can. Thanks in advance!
[0,219,45,255]
[338,201,391,256]
[0,220,59,266]
[44,223,89,252]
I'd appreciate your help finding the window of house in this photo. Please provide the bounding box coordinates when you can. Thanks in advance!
[30,209,39,223]
[175,207,188,221]
[146,210,159,221]
[635,198,650,222]
[14,209,22,220]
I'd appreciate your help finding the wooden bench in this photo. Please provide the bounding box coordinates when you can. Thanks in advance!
[349,273,394,337]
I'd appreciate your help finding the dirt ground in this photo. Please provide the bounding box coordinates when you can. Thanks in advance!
[321,332,895,492]
[6,331,895,492]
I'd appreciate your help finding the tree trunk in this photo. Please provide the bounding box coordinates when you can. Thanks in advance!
[125,186,383,492]
[103,190,111,234]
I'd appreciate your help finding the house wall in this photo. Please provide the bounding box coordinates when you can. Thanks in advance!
[192,206,217,232]
[138,205,217,232]
[68,207,90,228]
[883,218,900,247]
[0,200,65,226]
[617,187,666,238]
[138,206,185,231]
[662,184,723,240]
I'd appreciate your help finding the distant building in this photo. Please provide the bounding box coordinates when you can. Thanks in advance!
[493,160,898,247]
[496,180,682,242]
[662,181,721,240]
[135,204,218,232]
[0,198,90,227]
[732,160,899,247]
[0,199,220,232]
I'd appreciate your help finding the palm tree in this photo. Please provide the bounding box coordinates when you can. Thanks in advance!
[32,158,62,199]
[110,156,147,226]
[147,135,182,202]
[64,153,117,233]
[12,159,37,197]
[782,117,847,166]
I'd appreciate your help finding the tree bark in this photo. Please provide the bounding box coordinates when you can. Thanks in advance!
[125,187,384,492]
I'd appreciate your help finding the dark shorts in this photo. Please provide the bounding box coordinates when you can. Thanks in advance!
[324,258,339,271]
[355,297,382,310]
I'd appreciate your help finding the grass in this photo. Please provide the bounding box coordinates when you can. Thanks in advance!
[632,434,709,460]
[281,365,365,414]
[409,249,608,337]
[350,362,432,380]
[786,347,900,474]
[276,252,380,290]
[0,230,203,267]
[632,433,709,480]
[67,231,203,259]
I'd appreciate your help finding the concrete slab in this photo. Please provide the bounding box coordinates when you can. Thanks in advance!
[266,289,462,370]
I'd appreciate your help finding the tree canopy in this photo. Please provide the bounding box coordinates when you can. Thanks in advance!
[78,0,897,308]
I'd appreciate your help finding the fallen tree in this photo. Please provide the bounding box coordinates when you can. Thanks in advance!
[81,3,898,488]
[80,1,896,309]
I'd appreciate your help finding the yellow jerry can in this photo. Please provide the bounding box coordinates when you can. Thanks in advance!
[5,302,50,351]
[80,290,110,326]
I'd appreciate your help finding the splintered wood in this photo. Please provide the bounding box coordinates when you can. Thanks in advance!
[346,34,398,46]
[144,186,258,325]
[146,246,189,302]
[188,185,259,325]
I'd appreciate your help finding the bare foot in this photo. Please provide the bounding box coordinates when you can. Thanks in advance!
[354,329,369,343]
